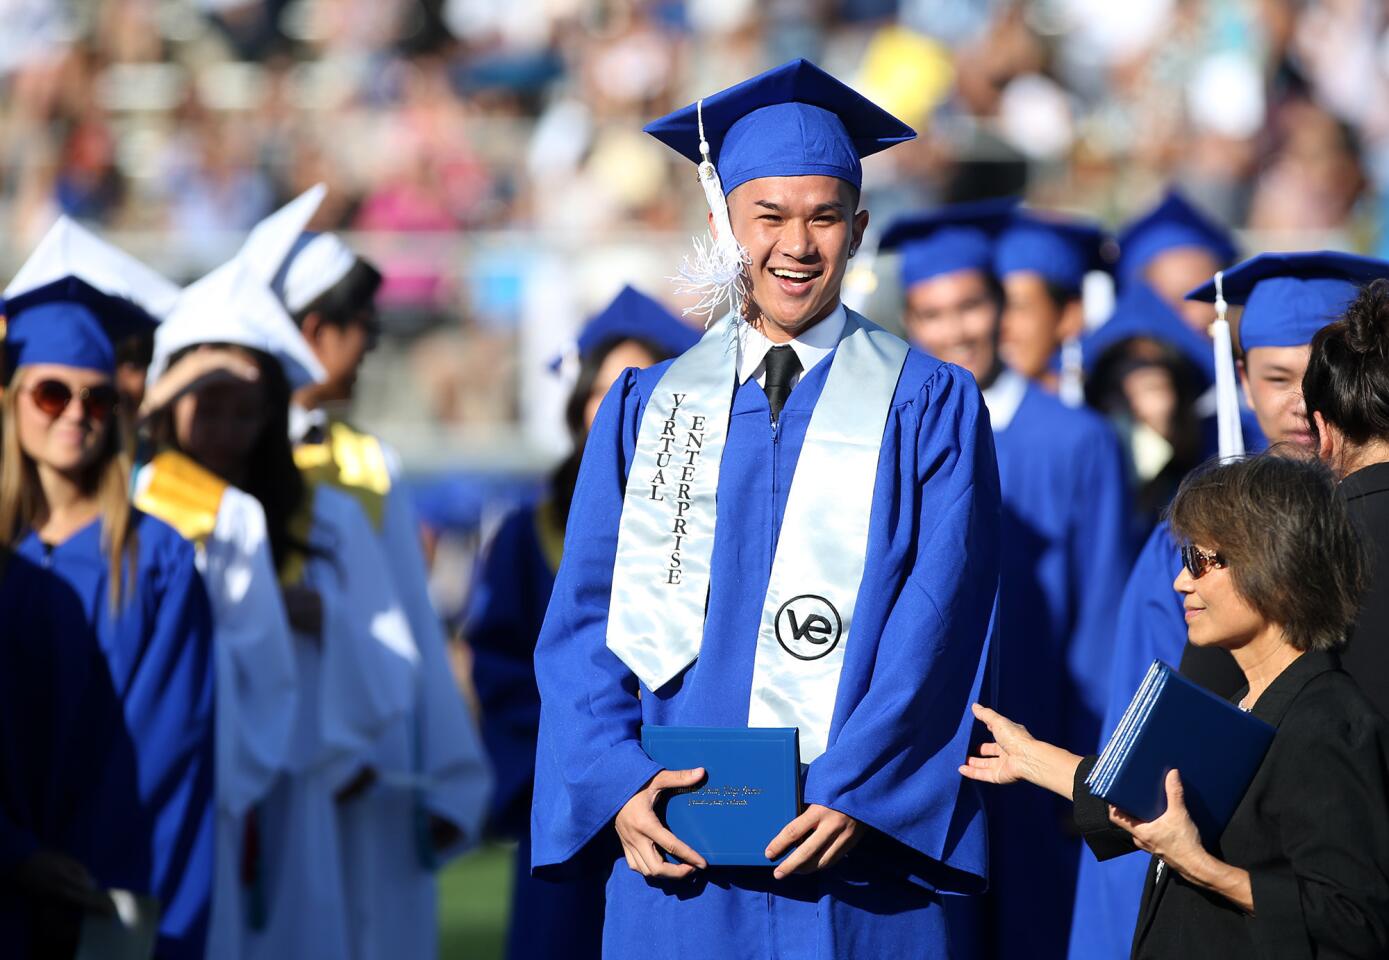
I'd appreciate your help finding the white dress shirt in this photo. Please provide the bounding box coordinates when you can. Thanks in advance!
[737,304,847,388]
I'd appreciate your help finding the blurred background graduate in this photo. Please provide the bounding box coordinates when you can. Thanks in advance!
[881,199,1130,960]
[1067,249,1389,960]
[0,272,216,958]
[465,284,696,960]
[268,203,493,960]
[149,235,421,960]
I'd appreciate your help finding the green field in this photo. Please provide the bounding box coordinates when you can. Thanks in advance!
[438,842,515,959]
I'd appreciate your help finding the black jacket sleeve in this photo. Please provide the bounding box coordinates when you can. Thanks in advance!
[1072,754,1139,862]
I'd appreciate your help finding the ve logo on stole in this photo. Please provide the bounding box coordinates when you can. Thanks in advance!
[774,595,843,660]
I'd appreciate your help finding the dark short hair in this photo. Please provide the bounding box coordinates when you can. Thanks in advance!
[290,257,383,330]
[1303,278,1389,446]
[1167,453,1366,652]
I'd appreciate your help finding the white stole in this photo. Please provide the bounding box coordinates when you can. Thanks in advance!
[607,309,908,761]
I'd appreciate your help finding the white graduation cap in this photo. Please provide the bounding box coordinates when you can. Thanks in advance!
[237,183,328,285]
[4,216,182,318]
[151,184,328,389]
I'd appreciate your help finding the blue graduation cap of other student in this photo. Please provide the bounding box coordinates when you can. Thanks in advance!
[879,197,1019,291]
[1117,189,1237,286]
[2,276,158,376]
[550,285,700,374]
[644,58,916,196]
[1082,280,1216,384]
[1184,250,1389,351]
[994,210,1110,296]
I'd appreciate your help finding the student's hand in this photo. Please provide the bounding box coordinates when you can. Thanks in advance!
[282,585,324,640]
[138,348,260,422]
[614,768,709,879]
[766,805,862,879]
[959,703,1084,799]
[10,850,116,914]
[1109,769,1205,869]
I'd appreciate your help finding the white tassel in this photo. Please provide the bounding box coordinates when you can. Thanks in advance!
[1211,270,1245,459]
[671,99,750,326]
[1058,336,1084,408]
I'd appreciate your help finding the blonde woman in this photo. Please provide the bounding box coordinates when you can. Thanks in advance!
[0,277,215,959]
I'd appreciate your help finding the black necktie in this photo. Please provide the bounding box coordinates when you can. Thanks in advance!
[762,345,801,422]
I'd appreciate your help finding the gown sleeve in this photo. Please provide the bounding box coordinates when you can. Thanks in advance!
[123,532,217,959]
[801,363,1002,893]
[305,489,420,785]
[203,487,298,819]
[531,370,662,874]
[378,459,492,852]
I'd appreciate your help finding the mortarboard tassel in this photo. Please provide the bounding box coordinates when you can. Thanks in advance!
[1058,336,1085,408]
[670,100,750,325]
[1211,270,1245,459]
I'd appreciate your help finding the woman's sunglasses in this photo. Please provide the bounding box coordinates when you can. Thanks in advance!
[27,379,119,424]
[1180,544,1227,580]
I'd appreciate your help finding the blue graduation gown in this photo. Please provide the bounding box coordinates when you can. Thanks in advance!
[531,345,1001,959]
[1066,521,1185,960]
[466,503,604,960]
[977,384,1131,960]
[13,513,216,959]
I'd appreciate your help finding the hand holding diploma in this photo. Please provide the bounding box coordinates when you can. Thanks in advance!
[765,805,862,879]
[615,768,709,878]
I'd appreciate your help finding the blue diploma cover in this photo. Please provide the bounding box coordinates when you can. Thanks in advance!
[640,726,803,866]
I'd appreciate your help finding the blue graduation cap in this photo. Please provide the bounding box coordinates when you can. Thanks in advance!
[879,197,1019,290]
[550,286,701,373]
[2,276,158,376]
[994,210,1110,296]
[1081,280,1215,384]
[1185,251,1389,351]
[1117,189,1237,285]
[644,58,916,195]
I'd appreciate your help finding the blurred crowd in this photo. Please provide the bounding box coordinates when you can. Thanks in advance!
[4,0,1389,459]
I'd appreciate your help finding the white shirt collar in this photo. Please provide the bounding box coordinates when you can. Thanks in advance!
[289,403,328,444]
[736,304,847,385]
[981,366,1029,432]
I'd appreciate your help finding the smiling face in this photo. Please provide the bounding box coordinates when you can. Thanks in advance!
[1174,546,1265,649]
[173,348,270,484]
[14,364,116,477]
[724,175,867,341]
[902,268,1001,383]
[1240,344,1313,451]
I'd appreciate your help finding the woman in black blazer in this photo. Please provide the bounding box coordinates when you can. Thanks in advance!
[961,455,1389,959]
[1305,278,1389,719]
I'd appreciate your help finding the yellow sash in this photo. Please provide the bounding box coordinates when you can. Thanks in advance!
[294,420,391,531]
[134,450,228,546]
[533,500,565,575]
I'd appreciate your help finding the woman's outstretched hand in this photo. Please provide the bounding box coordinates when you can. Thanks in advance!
[959,703,1084,800]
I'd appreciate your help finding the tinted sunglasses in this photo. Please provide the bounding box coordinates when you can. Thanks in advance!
[27,379,119,424]
[1180,544,1226,580]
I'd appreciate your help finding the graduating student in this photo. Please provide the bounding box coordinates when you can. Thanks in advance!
[531,59,1001,957]
[1082,282,1215,541]
[1067,250,1389,960]
[1116,189,1238,333]
[467,285,698,960]
[880,201,1131,960]
[149,242,420,960]
[0,275,216,958]
[264,213,491,960]
[993,208,1109,403]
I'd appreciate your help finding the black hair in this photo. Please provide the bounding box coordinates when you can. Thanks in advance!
[1303,279,1389,447]
[290,257,383,330]
[115,330,154,369]
[550,334,675,526]
[150,345,310,574]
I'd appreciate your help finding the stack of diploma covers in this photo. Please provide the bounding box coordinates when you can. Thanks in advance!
[641,726,803,866]
[1086,660,1276,841]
